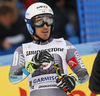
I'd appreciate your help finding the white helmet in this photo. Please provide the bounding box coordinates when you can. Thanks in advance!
[25,2,54,35]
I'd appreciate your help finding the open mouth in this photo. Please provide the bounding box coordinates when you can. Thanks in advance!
[42,31,48,33]
[42,31,48,35]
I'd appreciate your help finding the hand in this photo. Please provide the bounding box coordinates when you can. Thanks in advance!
[56,73,79,93]
[2,40,12,50]
[25,50,54,73]
[32,50,54,69]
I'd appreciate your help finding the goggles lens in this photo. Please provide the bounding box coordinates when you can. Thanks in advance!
[31,15,54,27]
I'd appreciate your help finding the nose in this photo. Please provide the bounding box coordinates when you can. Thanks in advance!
[43,24,48,28]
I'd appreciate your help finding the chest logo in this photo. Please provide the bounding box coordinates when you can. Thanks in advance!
[42,61,52,70]
[67,57,78,69]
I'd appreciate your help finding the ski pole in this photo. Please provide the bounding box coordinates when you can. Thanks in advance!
[54,63,74,96]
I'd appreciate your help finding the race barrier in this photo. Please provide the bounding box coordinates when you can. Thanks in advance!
[0,54,100,96]
[0,42,100,96]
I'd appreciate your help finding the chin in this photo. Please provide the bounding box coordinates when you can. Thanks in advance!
[42,37,49,40]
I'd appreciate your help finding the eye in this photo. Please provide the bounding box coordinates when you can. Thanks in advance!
[35,19,42,22]
[46,18,53,24]
[34,19,43,25]
[34,19,42,23]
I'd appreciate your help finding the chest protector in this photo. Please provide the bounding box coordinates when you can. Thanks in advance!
[22,38,67,92]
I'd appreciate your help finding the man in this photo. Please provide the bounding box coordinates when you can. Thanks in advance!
[9,2,89,96]
[89,50,100,94]
[0,1,32,50]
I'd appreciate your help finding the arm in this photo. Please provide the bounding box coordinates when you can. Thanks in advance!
[55,40,89,94]
[9,46,29,84]
[89,50,100,94]
[65,40,89,85]
[9,49,54,84]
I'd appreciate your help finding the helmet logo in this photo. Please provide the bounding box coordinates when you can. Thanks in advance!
[37,5,48,9]
[36,5,48,12]
[42,10,45,13]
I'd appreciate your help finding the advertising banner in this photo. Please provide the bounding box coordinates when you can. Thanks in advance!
[0,54,100,96]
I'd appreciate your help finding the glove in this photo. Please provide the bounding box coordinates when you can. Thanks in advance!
[56,73,79,93]
[25,50,54,73]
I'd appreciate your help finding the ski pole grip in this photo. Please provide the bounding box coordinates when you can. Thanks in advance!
[54,63,74,96]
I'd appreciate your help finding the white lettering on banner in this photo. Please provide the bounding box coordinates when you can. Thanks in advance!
[66,45,76,50]
[12,52,18,66]
[74,51,85,68]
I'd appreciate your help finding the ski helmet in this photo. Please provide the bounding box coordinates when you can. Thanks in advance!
[25,2,54,35]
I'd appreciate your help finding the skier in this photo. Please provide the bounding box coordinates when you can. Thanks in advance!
[9,2,89,96]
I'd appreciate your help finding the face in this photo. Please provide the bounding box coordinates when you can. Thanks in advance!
[34,17,51,40]
[0,12,13,27]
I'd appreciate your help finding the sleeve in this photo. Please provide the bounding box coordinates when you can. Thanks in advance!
[65,40,89,85]
[9,46,30,84]
[89,50,100,94]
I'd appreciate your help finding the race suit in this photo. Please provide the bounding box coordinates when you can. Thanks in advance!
[9,38,89,96]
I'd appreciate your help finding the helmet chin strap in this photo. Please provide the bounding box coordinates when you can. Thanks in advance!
[33,33,50,42]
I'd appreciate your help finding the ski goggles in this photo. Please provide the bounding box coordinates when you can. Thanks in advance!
[31,14,54,27]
